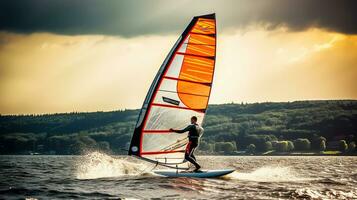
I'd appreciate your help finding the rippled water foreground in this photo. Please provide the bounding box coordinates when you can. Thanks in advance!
[0,153,356,199]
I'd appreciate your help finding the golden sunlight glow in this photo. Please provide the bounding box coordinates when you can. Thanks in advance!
[0,28,356,114]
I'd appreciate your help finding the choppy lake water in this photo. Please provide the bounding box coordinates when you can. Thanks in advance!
[0,153,356,199]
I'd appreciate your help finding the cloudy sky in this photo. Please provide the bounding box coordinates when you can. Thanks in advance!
[0,0,356,114]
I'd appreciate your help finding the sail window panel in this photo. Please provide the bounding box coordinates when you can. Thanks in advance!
[144,106,204,131]
[165,54,185,78]
[153,90,187,108]
[154,90,209,109]
[159,77,211,96]
[179,55,214,83]
[191,18,215,35]
[159,77,211,95]
[158,78,177,92]
[142,133,188,153]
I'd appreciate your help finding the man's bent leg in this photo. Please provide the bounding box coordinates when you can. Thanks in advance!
[185,141,201,170]
[191,154,196,161]
[185,152,200,169]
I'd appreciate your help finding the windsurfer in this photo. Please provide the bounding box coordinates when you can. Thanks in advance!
[170,116,202,172]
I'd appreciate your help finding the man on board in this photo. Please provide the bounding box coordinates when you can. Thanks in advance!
[170,116,203,172]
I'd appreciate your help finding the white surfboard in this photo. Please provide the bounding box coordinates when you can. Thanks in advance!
[153,169,235,178]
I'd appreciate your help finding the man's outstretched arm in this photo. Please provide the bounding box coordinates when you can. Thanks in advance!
[169,125,191,133]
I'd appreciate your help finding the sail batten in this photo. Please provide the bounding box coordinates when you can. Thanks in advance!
[129,14,216,168]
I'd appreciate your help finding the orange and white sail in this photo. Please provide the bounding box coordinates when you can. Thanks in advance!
[128,14,216,168]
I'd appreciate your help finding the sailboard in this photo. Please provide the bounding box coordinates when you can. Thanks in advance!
[128,13,233,177]
[153,169,235,178]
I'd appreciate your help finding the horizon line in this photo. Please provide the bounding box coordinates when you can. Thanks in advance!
[1,99,356,116]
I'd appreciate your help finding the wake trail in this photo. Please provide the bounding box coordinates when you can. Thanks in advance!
[225,166,315,182]
[75,151,154,180]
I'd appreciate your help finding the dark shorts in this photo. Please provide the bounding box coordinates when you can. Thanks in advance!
[185,139,198,154]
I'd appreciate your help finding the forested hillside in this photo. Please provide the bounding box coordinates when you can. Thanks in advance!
[0,100,356,155]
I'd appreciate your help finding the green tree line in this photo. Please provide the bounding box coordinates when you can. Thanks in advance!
[0,100,356,155]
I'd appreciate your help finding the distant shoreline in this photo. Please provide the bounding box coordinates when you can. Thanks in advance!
[1,100,356,155]
[1,153,356,156]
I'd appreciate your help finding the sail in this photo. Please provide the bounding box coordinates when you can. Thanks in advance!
[128,14,216,168]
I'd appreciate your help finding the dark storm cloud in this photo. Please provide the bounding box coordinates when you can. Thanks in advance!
[0,0,356,36]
